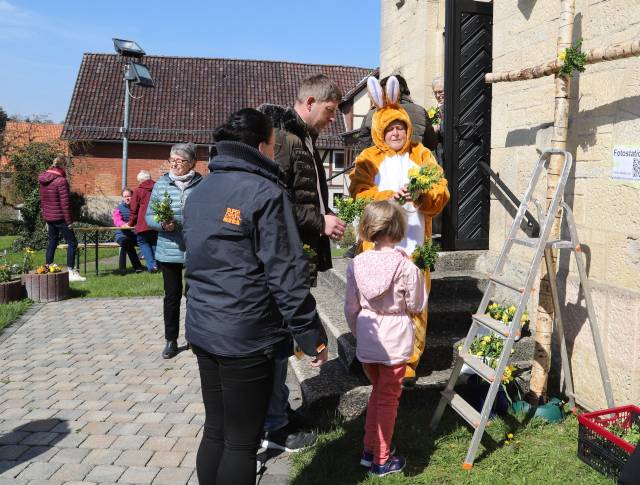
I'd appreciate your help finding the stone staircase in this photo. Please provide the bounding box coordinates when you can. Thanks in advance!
[289,250,534,419]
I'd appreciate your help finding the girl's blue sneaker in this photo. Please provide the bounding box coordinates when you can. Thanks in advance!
[369,455,406,477]
[360,444,397,467]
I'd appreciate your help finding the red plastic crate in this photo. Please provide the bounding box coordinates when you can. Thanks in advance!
[577,405,639,478]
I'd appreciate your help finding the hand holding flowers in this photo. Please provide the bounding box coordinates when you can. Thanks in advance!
[397,165,443,205]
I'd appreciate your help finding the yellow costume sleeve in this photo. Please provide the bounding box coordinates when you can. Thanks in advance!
[414,145,450,217]
[348,148,395,202]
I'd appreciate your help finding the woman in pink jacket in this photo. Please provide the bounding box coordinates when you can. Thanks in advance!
[344,200,426,478]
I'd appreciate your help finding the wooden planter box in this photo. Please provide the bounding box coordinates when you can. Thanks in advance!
[22,271,70,302]
[0,279,25,304]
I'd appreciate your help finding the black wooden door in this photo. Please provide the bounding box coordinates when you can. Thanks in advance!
[442,0,493,250]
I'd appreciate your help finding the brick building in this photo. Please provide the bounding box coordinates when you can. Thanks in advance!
[61,54,374,219]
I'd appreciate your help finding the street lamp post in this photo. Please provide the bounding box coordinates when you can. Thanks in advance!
[113,38,154,190]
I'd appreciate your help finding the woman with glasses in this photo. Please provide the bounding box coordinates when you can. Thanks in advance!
[145,143,203,359]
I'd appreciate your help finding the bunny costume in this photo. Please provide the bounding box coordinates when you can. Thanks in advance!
[348,76,450,380]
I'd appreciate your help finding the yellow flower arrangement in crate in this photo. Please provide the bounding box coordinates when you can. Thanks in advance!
[35,263,62,274]
[485,301,529,331]
[459,333,517,384]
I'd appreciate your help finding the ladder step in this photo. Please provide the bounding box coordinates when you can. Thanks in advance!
[472,314,510,337]
[511,237,538,247]
[442,390,481,428]
[460,352,497,382]
[549,240,574,249]
[489,275,524,293]
[512,237,575,250]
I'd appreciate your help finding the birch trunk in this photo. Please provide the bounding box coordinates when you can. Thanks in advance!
[528,0,575,404]
[485,38,640,84]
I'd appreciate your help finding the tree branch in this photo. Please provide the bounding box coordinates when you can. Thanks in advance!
[486,38,640,83]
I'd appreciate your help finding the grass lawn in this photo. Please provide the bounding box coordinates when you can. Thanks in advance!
[0,235,120,267]
[69,264,164,298]
[290,391,614,484]
[0,299,33,332]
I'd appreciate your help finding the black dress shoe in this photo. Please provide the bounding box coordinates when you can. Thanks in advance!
[162,340,179,359]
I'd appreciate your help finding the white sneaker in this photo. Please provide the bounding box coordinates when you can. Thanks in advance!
[68,268,86,282]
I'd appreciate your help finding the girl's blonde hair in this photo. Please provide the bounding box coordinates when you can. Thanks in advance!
[358,200,407,243]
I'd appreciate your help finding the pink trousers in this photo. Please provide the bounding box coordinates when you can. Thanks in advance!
[362,362,405,465]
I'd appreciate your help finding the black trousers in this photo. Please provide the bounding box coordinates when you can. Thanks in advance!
[117,235,142,271]
[193,345,274,485]
[159,262,184,341]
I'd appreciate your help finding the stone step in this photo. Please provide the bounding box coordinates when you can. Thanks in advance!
[320,259,488,305]
[311,283,476,377]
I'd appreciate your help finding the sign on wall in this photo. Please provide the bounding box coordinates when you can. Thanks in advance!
[612,147,640,182]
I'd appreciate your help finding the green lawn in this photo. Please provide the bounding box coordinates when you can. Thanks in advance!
[290,393,613,485]
[0,299,33,332]
[69,264,164,298]
[0,235,120,267]
[1,236,160,331]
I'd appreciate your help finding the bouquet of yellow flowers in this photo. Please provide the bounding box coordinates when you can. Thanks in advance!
[335,196,371,224]
[427,106,441,126]
[397,165,443,205]
[150,191,175,225]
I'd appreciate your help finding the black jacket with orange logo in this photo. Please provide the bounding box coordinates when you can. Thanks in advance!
[183,140,327,358]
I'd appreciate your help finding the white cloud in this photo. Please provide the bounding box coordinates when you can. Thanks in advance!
[0,1,103,42]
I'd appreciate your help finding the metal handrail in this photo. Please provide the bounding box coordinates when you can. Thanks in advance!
[326,164,355,182]
[479,161,540,237]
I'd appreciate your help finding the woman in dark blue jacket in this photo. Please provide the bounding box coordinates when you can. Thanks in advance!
[183,108,328,485]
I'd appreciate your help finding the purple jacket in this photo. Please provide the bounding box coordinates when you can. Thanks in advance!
[38,167,72,224]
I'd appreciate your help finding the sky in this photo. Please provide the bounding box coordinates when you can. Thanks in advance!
[0,0,380,123]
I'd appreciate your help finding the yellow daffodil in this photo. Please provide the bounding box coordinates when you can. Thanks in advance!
[507,433,514,439]
[559,50,567,61]
[408,167,420,178]
[428,108,437,119]
[482,336,491,344]
[504,440,511,445]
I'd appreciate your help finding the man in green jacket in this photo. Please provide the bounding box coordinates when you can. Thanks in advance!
[259,74,345,453]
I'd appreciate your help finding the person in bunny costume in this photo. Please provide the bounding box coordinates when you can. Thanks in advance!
[348,76,450,386]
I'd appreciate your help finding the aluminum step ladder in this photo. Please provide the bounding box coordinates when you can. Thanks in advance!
[430,148,614,468]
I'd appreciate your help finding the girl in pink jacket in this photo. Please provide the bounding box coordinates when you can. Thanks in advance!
[344,200,427,477]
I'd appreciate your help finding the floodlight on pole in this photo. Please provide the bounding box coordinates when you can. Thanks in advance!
[112,38,145,58]
[113,38,154,190]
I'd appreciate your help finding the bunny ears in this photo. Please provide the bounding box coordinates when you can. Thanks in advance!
[367,75,401,109]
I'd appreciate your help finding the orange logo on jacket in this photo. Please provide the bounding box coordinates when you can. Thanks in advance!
[223,208,241,225]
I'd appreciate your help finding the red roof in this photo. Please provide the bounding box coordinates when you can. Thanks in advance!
[62,54,374,148]
[1,121,66,169]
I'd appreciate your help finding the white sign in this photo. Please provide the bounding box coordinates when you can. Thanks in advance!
[612,146,640,181]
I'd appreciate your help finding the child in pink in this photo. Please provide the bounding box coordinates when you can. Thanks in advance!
[344,200,427,477]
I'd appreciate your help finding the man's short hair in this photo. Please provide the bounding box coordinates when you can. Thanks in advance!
[432,76,444,88]
[296,74,342,104]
